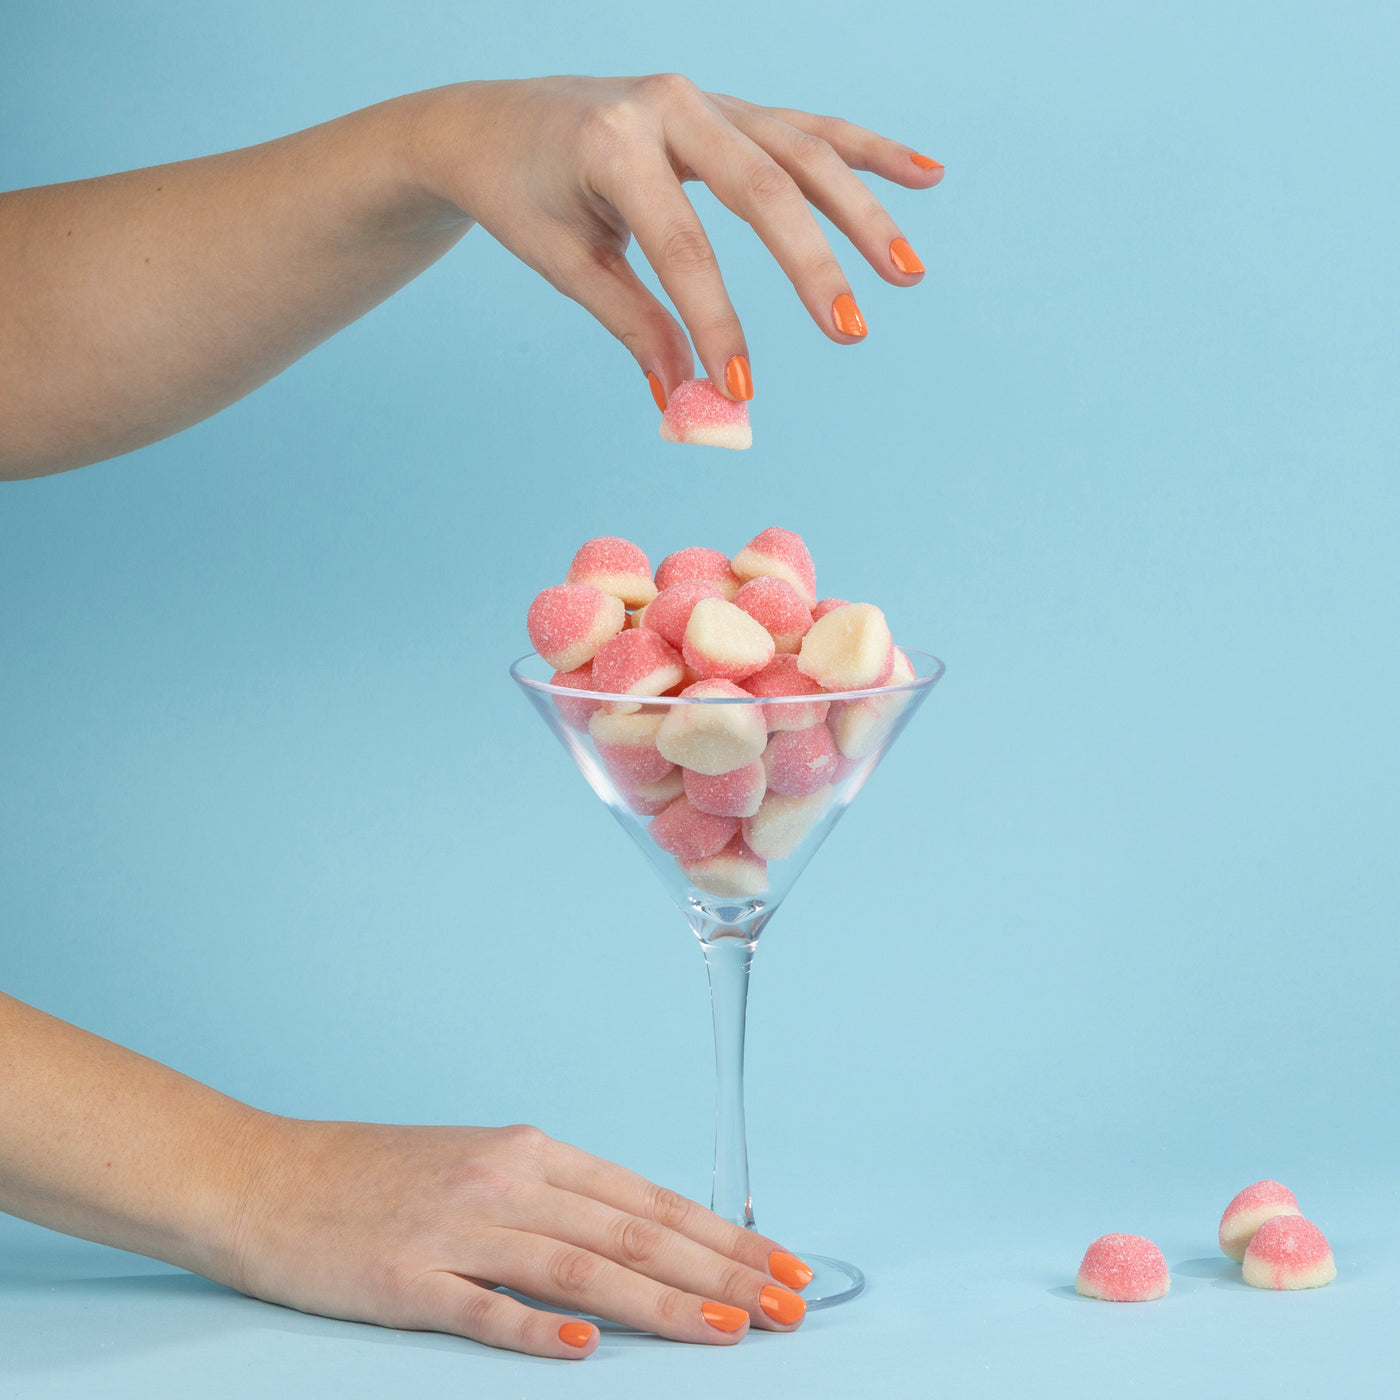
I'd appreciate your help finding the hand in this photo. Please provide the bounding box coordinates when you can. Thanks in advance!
[227,1117,812,1358]
[406,74,943,405]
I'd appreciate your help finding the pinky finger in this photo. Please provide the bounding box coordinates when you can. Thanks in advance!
[406,1272,600,1359]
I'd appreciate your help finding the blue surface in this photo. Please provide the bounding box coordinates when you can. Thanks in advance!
[2,1,1397,1395]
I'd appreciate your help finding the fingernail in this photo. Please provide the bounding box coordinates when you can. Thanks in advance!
[768,1250,814,1290]
[832,293,867,339]
[558,1321,594,1348]
[889,237,925,276]
[759,1285,806,1326]
[724,354,753,401]
[700,1300,748,1333]
[646,371,667,412]
[910,152,945,180]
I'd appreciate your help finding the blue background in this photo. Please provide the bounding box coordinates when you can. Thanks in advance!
[2,1,1397,1395]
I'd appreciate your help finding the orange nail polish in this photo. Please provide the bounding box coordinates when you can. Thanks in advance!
[759,1285,806,1326]
[910,152,945,180]
[724,354,753,401]
[768,1250,815,1290]
[889,238,925,276]
[647,371,667,412]
[559,1321,594,1348]
[701,1300,748,1333]
[832,293,867,339]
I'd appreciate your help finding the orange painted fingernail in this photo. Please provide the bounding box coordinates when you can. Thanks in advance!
[768,1250,814,1290]
[701,1300,748,1332]
[889,238,925,276]
[724,354,753,401]
[759,1285,806,1326]
[910,153,945,180]
[558,1321,594,1348]
[647,371,667,412]
[832,293,867,339]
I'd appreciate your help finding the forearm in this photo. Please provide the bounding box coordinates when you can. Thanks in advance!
[0,989,270,1281]
[0,91,471,479]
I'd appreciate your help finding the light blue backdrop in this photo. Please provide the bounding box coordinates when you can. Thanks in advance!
[2,2,1397,1396]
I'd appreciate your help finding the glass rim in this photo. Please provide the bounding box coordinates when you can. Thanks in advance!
[509,648,945,706]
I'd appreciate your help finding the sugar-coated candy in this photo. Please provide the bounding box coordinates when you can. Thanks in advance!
[551,663,602,731]
[566,536,658,608]
[622,767,685,816]
[735,577,813,655]
[590,629,686,708]
[742,786,833,860]
[649,794,739,861]
[811,597,851,621]
[797,602,894,691]
[1074,1235,1170,1303]
[741,655,830,731]
[528,584,626,672]
[681,834,768,897]
[1218,1180,1302,1263]
[659,379,752,450]
[654,547,742,601]
[588,710,675,787]
[642,580,726,651]
[684,758,766,818]
[655,679,769,776]
[731,527,817,609]
[829,647,917,759]
[1242,1215,1336,1291]
[763,724,841,798]
[682,597,776,683]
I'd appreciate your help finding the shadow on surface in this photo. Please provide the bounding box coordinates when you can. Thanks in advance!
[1173,1256,1251,1289]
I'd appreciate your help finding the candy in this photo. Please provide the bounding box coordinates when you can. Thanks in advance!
[621,767,685,816]
[1074,1235,1170,1302]
[741,655,830,732]
[829,647,918,759]
[681,834,768,897]
[550,662,602,731]
[742,786,834,861]
[658,379,752,450]
[528,584,626,672]
[1218,1180,1302,1263]
[735,577,813,654]
[642,580,726,651]
[649,794,739,861]
[763,724,841,798]
[684,758,766,818]
[797,603,894,691]
[654,547,742,601]
[811,597,851,621]
[1242,1215,1336,1291]
[655,680,769,776]
[682,597,775,683]
[588,710,675,787]
[590,629,686,709]
[731,528,817,609]
[566,536,658,608]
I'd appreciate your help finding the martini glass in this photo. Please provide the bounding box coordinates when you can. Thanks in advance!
[511,649,943,1307]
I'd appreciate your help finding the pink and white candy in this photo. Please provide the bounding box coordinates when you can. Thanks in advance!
[649,795,738,861]
[587,710,674,787]
[731,527,817,609]
[763,724,841,798]
[682,597,775,683]
[1242,1215,1336,1291]
[1218,1180,1302,1263]
[621,768,685,816]
[528,584,626,672]
[741,655,830,732]
[735,576,813,654]
[1074,1234,1170,1302]
[655,679,768,776]
[797,602,894,691]
[683,758,766,819]
[654,547,742,601]
[590,629,686,707]
[829,647,917,759]
[550,662,602,731]
[658,379,752,450]
[681,834,768,897]
[642,580,725,651]
[566,536,658,608]
[742,786,833,861]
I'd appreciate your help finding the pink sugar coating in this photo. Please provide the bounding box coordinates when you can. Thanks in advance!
[661,378,750,430]
[679,677,752,701]
[735,576,813,650]
[643,580,725,651]
[682,598,774,683]
[649,795,739,861]
[527,583,623,670]
[1245,1215,1332,1273]
[811,597,851,621]
[732,527,816,606]
[594,739,675,788]
[764,724,841,798]
[551,663,601,731]
[655,547,742,598]
[682,832,767,884]
[567,536,653,587]
[684,758,767,818]
[591,628,685,695]
[742,655,830,730]
[622,769,685,816]
[1221,1180,1298,1222]
[1076,1234,1169,1302]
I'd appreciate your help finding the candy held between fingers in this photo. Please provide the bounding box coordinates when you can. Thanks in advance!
[735,576,813,654]
[742,786,834,861]
[763,724,841,798]
[655,679,769,776]
[681,834,768,897]
[1241,1215,1336,1290]
[654,547,743,601]
[731,527,817,609]
[684,758,767,818]
[528,584,626,672]
[683,597,776,683]
[590,629,686,707]
[1218,1180,1303,1263]
[566,536,658,608]
[588,710,675,787]
[642,580,726,651]
[797,602,894,691]
[1074,1235,1170,1302]
[658,379,752,450]
[649,794,739,861]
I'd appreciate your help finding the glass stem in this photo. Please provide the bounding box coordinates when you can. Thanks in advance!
[702,931,757,1231]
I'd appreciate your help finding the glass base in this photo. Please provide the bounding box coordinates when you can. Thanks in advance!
[799,1254,865,1309]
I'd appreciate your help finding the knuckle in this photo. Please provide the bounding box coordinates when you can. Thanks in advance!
[614,1216,665,1267]
[744,159,797,206]
[455,1287,500,1337]
[546,1246,601,1296]
[788,130,834,170]
[646,1184,694,1234]
[657,222,714,274]
[639,71,699,105]
[808,254,847,287]
[497,1122,549,1157]
[717,1262,752,1300]
[581,100,649,158]
[652,1285,689,1330]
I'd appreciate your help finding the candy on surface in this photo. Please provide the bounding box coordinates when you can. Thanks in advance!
[654,547,742,601]
[763,724,841,798]
[797,602,894,691]
[830,647,918,759]
[735,577,813,655]
[741,655,831,731]
[731,528,817,609]
[655,680,769,776]
[550,662,602,731]
[811,597,851,621]
[658,379,752,450]
[681,834,768,897]
[649,794,740,861]
[588,710,674,787]
[742,786,834,861]
[1074,1235,1170,1303]
[622,767,685,816]
[1241,1215,1336,1291]
[527,584,626,672]
[684,758,767,818]
[1218,1180,1302,1263]
[566,536,658,608]
[590,629,686,709]
[682,597,775,683]
[642,580,726,651]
